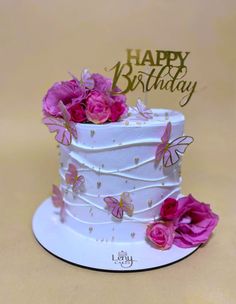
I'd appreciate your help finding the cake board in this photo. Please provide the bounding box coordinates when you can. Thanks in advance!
[32,198,200,272]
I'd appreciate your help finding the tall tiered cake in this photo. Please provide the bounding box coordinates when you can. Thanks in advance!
[33,69,218,271]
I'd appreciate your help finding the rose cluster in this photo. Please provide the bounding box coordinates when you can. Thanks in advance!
[146,194,219,250]
[42,72,128,124]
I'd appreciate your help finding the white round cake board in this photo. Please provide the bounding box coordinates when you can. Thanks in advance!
[32,198,199,272]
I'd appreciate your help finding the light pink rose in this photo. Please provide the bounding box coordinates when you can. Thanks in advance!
[173,195,219,248]
[67,102,87,123]
[160,197,179,221]
[146,221,175,250]
[85,91,111,124]
[42,79,86,117]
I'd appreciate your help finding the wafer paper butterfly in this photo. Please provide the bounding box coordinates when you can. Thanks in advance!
[52,184,66,222]
[68,69,95,90]
[156,122,194,167]
[65,163,85,192]
[43,101,78,146]
[104,192,134,220]
[133,99,153,119]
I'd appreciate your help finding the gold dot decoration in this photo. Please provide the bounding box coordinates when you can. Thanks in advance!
[125,120,129,126]
[148,199,153,207]
[136,121,141,125]
[165,112,169,120]
[90,130,95,137]
[134,157,139,165]
[131,232,135,239]
[60,162,64,168]
[97,182,101,189]
[89,227,93,233]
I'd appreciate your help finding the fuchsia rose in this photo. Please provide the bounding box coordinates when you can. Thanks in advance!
[42,80,86,117]
[91,73,112,94]
[67,102,86,123]
[160,197,179,221]
[173,195,219,248]
[85,91,111,124]
[109,94,128,122]
[146,221,175,250]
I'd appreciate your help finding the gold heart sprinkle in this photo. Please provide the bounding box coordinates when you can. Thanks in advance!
[134,157,139,164]
[97,182,101,189]
[89,227,93,233]
[125,121,129,125]
[148,200,153,207]
[90,130,95,137]
[131,232,135,238]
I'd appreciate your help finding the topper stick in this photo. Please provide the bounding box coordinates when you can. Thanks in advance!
[144,66,150,107]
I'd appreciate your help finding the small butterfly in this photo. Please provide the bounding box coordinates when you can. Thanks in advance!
[81,68,95,90]
[104,192,134,220]
[51,184,66,222]
[133,99,153,119]
[156,122,194,167]
[43,101,78,146]
[65,163,85,192]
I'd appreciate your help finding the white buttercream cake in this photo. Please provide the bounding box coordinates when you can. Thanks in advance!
[59,108,185,243]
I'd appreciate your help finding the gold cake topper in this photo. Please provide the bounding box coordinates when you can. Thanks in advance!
[107,49,198,107]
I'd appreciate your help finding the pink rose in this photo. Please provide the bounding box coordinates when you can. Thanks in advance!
[146,221,175,250]
[109,95,128,122]
[160,197,179,221]
[85,91,111,124]
[67,102,87,123]
[173,195,219,248]
[42,80,86,117]
[91,73,112,94]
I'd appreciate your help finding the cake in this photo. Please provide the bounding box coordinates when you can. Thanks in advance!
[41,69,218,254]
[59,108,185,243]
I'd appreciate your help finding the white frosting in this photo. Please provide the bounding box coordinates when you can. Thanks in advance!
[59,108,185,243]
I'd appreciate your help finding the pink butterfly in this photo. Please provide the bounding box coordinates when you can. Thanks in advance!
[51,184,66,222]
[43,101,78,146]
[156,122,194,167]
[65,163,85,192]
[104,192,134,220]
[133,99,153,119]
[81,68,95,90]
